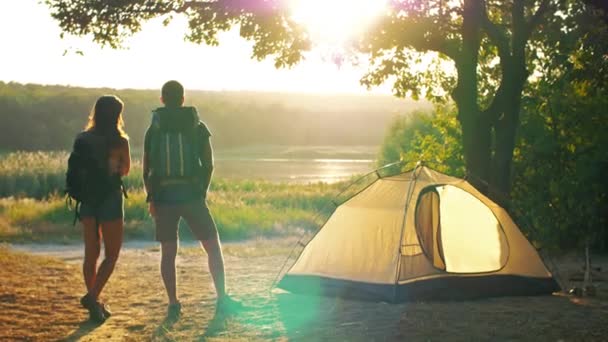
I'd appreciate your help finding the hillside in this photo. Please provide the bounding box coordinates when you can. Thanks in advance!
[0,82,429,151]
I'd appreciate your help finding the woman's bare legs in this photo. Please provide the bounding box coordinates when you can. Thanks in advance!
[81,218,123,300]
[82,218,101,293]
[90,219,123,300]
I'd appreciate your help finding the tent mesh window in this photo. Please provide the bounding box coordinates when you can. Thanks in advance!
[415,187,446,270]
[414,185,508,273]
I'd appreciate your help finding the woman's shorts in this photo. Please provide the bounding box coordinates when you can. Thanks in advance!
[79,190,124,222]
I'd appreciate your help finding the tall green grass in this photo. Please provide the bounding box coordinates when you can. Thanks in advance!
[0,151,145,198]
[0,152,345,242]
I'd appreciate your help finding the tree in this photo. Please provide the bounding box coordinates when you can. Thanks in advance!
[377,106,464,177]
[44,0,599,205]
[375,5,608,250]
[512,5,608,250]
[359,0,578,206]
[44,0,309,67]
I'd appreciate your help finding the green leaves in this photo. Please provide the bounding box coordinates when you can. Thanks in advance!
[378,105,464,176]
[44,0,310,68]
[512,7,608,250]
[45,0,166,48]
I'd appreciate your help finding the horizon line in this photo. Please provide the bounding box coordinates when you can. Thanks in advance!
[0,79,410,98]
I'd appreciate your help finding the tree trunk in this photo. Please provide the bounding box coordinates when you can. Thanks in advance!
[490,101,518,206]
[488,13,529,207]
[459,99,492,195]
[453,0,492,195]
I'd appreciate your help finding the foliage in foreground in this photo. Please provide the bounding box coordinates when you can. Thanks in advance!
[0,151,144,199]
[377,106,464,176]
[378,98,607,252]
[377,9,608,252]
[0,175,342,243]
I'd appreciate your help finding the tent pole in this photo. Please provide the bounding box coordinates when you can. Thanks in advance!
[269,160,406,292]
[393,161,425,300]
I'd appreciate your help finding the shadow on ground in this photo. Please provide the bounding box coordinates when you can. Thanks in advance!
[60,320,103,342]
[229,291,608,341]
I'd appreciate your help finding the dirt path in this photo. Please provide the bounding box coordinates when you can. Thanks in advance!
[1,241,608,341]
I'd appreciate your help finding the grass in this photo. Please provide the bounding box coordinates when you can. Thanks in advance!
[0,151,145,199]
[0,151,365,200]
[0,151,345,242]
[0,151,374,243]
[0,184,338,242]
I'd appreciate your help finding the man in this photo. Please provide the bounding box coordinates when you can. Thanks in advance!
[143,80,242,320]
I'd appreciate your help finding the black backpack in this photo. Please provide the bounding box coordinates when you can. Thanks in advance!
[65,133,118,224]
[148,107,202,186]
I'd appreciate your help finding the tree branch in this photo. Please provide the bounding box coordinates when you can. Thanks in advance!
[481,84,505,122]
[388,19,461,61]
[524,0,551,41]
[480,3,511,61]
[479,2,511,122]
[179,0,281,15]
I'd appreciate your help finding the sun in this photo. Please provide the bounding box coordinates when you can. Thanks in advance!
[289,0,388,44]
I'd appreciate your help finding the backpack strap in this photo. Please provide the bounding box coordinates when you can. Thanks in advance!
[74,202,82,226]
[121,178,128,199]
[67,197,81,226]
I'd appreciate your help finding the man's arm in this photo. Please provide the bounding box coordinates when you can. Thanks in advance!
[199,136,214,198]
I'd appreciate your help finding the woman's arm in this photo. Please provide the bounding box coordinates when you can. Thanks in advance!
[119,138,131,177]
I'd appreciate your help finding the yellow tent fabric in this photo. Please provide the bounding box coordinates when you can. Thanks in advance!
[279,166,559,301]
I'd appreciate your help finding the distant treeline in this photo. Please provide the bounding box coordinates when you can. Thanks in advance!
[0,82,427,151]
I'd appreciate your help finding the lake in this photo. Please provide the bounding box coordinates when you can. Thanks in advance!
[213,145,378,183]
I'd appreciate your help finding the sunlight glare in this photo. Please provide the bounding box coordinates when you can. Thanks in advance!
[289,0,388,44]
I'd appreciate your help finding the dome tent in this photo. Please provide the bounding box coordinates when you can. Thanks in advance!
[277,164,559,302]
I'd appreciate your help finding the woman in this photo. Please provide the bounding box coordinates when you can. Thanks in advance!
[74,95,130,323]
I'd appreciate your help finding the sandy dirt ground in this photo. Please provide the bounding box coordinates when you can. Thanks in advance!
[1,240,607,341]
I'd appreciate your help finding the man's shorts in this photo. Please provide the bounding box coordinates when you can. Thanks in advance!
[153,201,218,242]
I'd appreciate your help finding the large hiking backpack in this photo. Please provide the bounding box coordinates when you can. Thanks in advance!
[148,107,202,186]
[65,133,118,224]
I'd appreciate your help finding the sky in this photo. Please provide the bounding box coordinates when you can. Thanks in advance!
[0,0,392,95]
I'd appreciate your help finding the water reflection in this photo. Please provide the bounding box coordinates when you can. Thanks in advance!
[213,158,375,184]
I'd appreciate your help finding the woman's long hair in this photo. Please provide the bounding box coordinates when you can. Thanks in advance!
[85,95,128,144]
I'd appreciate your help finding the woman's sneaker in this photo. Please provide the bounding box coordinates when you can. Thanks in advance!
[80,294,106,324]
[99,302,112,318]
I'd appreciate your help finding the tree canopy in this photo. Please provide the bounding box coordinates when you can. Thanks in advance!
[45,0,309,68]
[376,5,608,250]
[44,0,606,205]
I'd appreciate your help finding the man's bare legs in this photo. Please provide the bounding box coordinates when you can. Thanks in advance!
[160,237,226,303]
[201,235,226,299]
[155,204,242,317]
[201,234,243,314]
[160,240,179,305]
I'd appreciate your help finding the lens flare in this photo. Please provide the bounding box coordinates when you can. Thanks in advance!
[289,0,388,44]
